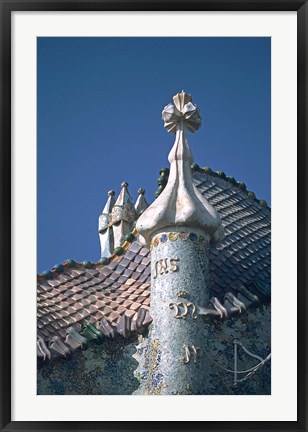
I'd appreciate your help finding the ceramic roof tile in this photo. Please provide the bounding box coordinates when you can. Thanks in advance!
[128,262,138,271]
[123,268,133,278]
[108,258,122,269]
[139,247,149,257]
[37,171,271,354]
[124,310,135,318]
[130,271,141,280]
[114,264,126,275]
[136,263,146,273]
[129,242,143,254]
[133,255,143,264]
[108,272,120,282]
[137,274,149,283]
[59,273,75,282]
[141,256,151,266]
[117,275,128,284]
[122,299,133,308]
[116,305,127,315]
[119,292,131,300]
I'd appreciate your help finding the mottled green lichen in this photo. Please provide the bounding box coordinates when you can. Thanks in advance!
[37,337,139,395]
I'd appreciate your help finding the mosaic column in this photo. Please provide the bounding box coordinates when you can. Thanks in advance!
[135,91,224,395]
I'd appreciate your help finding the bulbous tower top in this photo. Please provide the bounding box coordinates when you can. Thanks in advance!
[136,91,224,248]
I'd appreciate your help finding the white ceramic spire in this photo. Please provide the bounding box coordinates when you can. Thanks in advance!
[136,91,224,247]
[111,182,138,248]
[134,188,149,216]
[98,190,115,258]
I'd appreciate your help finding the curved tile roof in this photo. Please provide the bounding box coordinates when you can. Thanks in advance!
[37,170,271,360]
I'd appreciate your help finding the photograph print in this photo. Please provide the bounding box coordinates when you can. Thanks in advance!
[37,37,271,395]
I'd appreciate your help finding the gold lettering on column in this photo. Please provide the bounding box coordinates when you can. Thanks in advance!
[159,258,168,275]
[153,261,159,279]
[169,257,179,272]
[152,257,180,279]
[169,302,197,320]
[181,344,200,364]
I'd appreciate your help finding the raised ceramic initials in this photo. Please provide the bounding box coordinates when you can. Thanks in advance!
[169,258,179,272]
[169,302,197,319]
[181,344,200,364]
[153,257,179,279]
[159,258,168,275]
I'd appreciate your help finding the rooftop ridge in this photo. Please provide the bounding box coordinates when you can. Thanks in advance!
[37,227,138,281]
[155,165,271,210]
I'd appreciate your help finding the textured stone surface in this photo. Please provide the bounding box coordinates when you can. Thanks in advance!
[139,230,210,394]
[133,305,270,395]
[37,337,139,395]
[202,304,271,395]
[37,305,270,395]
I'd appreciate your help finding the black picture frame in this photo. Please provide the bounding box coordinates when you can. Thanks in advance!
[1,1,307,431]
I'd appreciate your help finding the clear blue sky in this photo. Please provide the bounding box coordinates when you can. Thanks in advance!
[37,37,271,273]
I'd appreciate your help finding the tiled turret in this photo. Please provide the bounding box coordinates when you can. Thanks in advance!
[111,182,138,249]
[135,91,224,395]
[98,184,149,257]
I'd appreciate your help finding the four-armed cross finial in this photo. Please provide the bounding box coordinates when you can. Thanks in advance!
[162,90,202,134]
